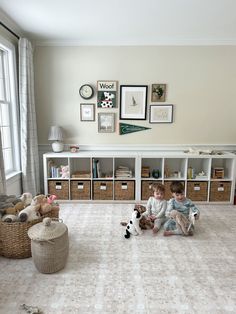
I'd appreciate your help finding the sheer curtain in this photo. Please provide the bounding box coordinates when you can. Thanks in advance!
[0,128,6,194]
[19,38,40,195]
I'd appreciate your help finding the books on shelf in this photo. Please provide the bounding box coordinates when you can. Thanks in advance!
[115,166,132,178]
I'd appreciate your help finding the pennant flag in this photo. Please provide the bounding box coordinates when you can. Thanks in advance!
[119,123,151,135]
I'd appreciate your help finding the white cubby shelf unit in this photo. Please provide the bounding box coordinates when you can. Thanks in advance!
[43,151,236,204]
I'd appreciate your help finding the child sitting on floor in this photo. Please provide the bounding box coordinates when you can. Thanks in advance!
[163,181,200,236]
[143,183,167,234]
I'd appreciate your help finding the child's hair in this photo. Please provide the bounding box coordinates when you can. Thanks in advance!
[152,182,165,193]
[170,181,184,194]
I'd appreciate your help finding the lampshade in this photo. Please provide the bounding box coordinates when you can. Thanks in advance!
[48,126,63,141]
[48,126,64,152]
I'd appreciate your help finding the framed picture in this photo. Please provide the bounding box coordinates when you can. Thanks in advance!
[98,112,115,133]
[80,103,95,121]
[151,84,166,102]
[149,105,173,123]
[97,80,118,108]
[120,85,148,120]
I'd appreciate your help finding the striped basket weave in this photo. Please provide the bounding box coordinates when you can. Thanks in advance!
[0,206,59,259]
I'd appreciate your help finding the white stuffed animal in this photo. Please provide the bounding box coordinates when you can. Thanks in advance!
[124,208,143,239]
[18,205,41,222]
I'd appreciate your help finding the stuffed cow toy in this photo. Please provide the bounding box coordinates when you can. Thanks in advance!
[124,207,143,239]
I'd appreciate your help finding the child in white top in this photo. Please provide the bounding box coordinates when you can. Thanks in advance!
[143,183,167,234]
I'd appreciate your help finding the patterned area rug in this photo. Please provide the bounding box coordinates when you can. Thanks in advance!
[0,203,236,314]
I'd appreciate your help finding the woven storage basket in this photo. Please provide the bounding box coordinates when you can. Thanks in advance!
[28,217,68,274]
[187,181,208,201]
[0,206,59,259]
[48,180,69,200]
[71,180,91,200]
[141,181,156,200]
[93,181,113,200]
[114,180,135,200]
[209,181,231,202]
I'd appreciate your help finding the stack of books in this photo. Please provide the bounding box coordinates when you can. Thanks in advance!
[115,166,132,178]
[141,166,150,178]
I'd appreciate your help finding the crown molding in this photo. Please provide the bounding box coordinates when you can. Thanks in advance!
[34,38,236,47]
[0,9,24,38]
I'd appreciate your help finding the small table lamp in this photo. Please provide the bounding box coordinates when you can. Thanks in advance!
[48,126,64,152]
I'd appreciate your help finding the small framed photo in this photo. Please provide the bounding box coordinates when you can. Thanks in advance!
[97,80,118,108]
[98,112,115,133]
[80,103,95,121]
[120,85,148,120]
[151,84,166,102]
[149,105,173,123]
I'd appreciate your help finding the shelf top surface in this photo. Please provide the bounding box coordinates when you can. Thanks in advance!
[43,151,236,158]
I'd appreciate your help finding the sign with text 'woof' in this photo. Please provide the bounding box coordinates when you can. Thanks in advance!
[97,81,118,108]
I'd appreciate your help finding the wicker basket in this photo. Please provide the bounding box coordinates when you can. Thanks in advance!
[28,218,68,274]
[141,180,156,200]
[71,180,91,200]
[93,181,113,200]
[48,180,69,200]
[187,181,208,201]
[0,206,59,259]
[209,181,231,202]
[114,180,135,200]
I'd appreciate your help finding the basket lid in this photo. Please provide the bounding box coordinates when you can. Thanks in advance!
[28,217,67,241]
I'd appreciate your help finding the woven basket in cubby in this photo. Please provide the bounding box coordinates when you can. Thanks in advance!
[0,206,59,259]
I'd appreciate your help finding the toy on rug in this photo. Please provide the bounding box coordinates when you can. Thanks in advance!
[121,204,154,230]
[187,208,199,232]
[124,205,144,239]
[20,303,43,314]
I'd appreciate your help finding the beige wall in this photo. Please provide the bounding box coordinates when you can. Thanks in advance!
[34,46,236,145]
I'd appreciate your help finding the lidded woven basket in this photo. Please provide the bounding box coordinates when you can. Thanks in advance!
[28,217,69,273]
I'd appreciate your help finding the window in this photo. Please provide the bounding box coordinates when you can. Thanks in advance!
[0,37,20,176]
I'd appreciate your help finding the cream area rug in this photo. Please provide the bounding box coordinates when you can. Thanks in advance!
[0,203,236,314]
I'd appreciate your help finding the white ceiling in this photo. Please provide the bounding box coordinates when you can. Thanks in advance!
[1,0,236,45]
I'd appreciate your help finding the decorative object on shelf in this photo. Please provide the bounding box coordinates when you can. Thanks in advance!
[120,85,148,120]
[70,145,79,153]
[151,83,166,102]
[97,80,117,108]
[152,169,159,179]
[48,126,64,152]
[119,122,151,135]
[141,166,150,178]
[149,105,173,123]
[80,103,95,121]
[79,84,94,99]
[98,112,115,133]
[212,167,224,179]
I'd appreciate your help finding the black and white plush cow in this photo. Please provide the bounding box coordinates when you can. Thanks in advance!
[124,208,143,239]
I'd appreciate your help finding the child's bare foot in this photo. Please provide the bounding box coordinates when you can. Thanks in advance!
[152,227,159,234]
[163,230,174,236]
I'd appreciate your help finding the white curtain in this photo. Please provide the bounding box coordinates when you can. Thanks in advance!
[0,128,6,194]
[19,38,40,196]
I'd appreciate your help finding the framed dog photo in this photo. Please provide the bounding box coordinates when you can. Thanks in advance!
[97,80,118,108]
[98,112,115,133]
[151,84,166,102]
[80,103,95,121]
[149,105,173,123]
[120,85,148,120]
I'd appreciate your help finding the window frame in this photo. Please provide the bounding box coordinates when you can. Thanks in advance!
[0,35,20,178]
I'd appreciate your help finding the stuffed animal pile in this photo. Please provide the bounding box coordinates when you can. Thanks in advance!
[0,193,58,223]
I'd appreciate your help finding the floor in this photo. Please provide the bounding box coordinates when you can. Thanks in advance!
[0,203,236,314]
